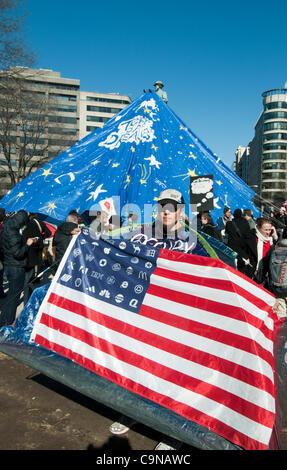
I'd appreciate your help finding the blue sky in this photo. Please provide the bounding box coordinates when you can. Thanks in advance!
[23,0,287,168]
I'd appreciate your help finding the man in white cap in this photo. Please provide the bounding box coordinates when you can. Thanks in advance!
[153,188,185,238]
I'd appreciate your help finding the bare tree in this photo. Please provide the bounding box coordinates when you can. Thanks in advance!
[0,0,35,70]
[0,68,78,190]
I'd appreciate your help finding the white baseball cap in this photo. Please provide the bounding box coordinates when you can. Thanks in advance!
[158,189,185,205]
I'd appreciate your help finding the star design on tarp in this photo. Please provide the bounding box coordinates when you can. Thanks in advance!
[112,163,120,168]
[173,168,198,181]
[151,144,158,151]
[91,159,101,166]
[9,191,24,205]
[39,167,53,179]
[124,175,131,189]
[188,152,197,159]
[41,201,58,217]
[86,184,107,201]
[216,180,223,186]
[139,164,151,184]
[130,146,135,152]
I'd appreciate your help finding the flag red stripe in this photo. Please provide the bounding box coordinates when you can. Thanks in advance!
[139,303,274,394]
[146,283,274,366]
[45,294,275,403]
[34,330,270,451]
[157,249,276,299]
[154,265,276,320]
[38,312,275,429]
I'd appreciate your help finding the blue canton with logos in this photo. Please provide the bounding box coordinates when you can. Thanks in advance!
[57,228,159,314]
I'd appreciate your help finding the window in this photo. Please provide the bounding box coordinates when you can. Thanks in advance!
[262,172,286,179]
[86,115,110,123]
[86,105,120,114]
[263,152,287,160]
[49,104,77,113]
[48,116,77,124]
[263,122,287,131]
[264,101,287,110]
[263,143,287,150]
[86,96,130,104]
[263,132,287,141]
[263,111,287,120]
[48,138,76,147]
[263,161,286,170]
[48,127,77,135]
[262,181,286,190]
[49,93,77,102]
[86,126,100,132]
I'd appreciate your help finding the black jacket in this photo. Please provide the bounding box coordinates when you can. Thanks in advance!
[200,223,223,242]
[53,222,78,262]
[2,210,30,268]
[22,217,52,268]
[225,216,257,276]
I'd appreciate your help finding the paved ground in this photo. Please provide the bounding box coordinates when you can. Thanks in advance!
[0,351,197,452]
[0,350,286,452]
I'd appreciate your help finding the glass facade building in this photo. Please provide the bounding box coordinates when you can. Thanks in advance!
[234,88,287,206]
[261,89,287,204]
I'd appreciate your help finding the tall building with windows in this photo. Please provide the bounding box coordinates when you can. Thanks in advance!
[0,67,131,196]
[234,88,287,206]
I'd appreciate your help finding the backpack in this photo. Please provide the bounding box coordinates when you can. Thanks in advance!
[269,245,287,296]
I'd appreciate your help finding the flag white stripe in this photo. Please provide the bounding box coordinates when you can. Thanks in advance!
[35,322,273,446]
[157,257,276,306]
[144,276,273,353]
[151,271,274,332]
[41,300,275,412]
[39,284,275,383]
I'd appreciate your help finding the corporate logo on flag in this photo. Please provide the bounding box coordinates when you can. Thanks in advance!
[57,229,159,313]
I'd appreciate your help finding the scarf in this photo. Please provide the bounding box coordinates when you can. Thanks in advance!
[255,227,273,270]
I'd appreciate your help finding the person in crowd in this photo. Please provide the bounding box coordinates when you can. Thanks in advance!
[92,210,109,233]
[216,207,232,243]
[108,215,123,232]
[200,212,222,241]
[152,189,186,239]
[275,207,287,239]
[68,210,85,228]
[0,210,38,326]
[253,217,278,284]
[52,214,80,265]
[225,208,257,278]
[243,209,256,233]
[22,213,52,305]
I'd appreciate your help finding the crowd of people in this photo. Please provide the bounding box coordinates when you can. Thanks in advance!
[1,194,287,327]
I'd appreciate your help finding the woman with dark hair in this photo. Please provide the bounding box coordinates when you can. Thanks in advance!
[200,212,222,241]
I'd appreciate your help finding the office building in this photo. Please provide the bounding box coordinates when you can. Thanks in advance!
[0,67,131,196]
[234,88,287,207]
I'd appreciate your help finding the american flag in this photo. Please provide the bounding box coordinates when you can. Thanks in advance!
[31,228,277,450]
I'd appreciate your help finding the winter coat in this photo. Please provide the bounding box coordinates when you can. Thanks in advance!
[2,210,30,268]
[53,222,78,262]
[200,223,223,242]
[225,216,257,277]
[22,218,52,268]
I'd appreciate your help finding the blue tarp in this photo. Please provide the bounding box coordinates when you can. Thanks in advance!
[0,90,259,224]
